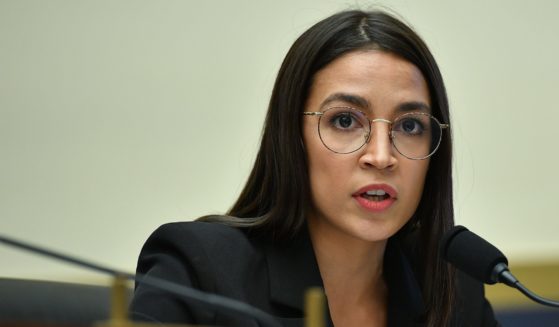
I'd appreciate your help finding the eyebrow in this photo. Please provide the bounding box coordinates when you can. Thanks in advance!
[320,93,370,110]
[320,92,431,115]
[396,101,431,113]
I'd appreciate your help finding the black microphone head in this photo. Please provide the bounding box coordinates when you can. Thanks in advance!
[440,226,508,284]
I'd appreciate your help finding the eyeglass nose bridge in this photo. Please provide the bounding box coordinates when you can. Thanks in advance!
[370,118,392,124]
[363,118,394,144]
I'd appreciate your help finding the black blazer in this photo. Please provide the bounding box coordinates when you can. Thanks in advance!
[130,221,499,327]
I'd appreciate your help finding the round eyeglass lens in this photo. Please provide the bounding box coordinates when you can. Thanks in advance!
[318,107,370,154]
[391,112,442,159]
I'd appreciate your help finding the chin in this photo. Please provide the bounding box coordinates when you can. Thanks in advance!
[349,220,405,243]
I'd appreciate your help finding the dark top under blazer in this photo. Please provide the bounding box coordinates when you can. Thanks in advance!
[130,221,499,327]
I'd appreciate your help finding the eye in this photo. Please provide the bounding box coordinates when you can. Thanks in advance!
[393,116,425,135]
[333,112,355,128]
[325,109,366,131]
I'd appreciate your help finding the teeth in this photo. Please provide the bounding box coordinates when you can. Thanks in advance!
[365,190,386,196]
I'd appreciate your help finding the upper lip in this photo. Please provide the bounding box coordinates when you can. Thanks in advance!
[353,183,398,198]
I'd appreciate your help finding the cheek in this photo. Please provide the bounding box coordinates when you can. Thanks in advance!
[308,156,349,188]
[307,158,350,217]
[304,124,352,200]
[404,160,430,204]
[307,147,340,187]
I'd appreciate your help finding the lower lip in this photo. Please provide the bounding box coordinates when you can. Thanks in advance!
[353,195,395,212]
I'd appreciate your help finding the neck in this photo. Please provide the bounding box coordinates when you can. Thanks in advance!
[307,216,389,326]
[307,216,388,303]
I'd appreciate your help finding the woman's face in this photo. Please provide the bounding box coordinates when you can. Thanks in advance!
[303,50,431,244]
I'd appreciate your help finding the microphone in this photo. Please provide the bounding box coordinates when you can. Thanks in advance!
[0,234,282,327]
[440,225,559,308]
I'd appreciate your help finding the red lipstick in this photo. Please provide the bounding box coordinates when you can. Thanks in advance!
[352,184,397,212]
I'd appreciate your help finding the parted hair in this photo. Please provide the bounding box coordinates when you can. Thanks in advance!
[200,10,455,326]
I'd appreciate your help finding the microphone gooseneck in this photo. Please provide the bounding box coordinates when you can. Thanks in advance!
[440,226,559,308]
[0,234,282,327]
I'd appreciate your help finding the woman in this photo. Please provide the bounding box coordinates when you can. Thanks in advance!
[130,10,499,327]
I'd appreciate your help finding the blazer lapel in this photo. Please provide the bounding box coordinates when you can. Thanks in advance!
[384,239,426,326]
[262,230,426,326]
[264,229,324,313]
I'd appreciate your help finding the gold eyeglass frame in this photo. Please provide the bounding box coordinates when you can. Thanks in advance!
[302,107,450,160]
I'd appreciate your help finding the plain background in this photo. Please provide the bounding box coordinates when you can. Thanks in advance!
[1,0,558,283]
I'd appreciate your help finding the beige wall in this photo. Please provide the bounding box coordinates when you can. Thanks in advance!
[1,0,558,283]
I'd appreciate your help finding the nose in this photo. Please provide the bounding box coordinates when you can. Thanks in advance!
[358,121,397,170]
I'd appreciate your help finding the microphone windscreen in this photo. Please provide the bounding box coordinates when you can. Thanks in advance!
[440,226,508,284]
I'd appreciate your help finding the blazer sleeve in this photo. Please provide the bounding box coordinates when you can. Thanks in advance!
[128,223,216,324]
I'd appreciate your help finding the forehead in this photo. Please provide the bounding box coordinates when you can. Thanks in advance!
[307,50,431,115]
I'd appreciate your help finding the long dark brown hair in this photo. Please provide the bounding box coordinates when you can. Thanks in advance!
[200,10,455,326]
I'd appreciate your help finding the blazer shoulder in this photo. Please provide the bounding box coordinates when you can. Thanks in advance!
[152,220,250,243]
[132,220,271,325]
[141,220,262,267]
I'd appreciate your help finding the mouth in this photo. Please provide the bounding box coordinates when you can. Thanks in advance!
[353,184,397,212]
[360,189,391,202]
[353,184,397,199]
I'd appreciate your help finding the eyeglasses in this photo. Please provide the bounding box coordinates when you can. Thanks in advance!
[302,107,449,160]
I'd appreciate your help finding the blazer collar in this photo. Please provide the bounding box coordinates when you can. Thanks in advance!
[263,228,425,322]
[384,239,426,324]
[264,228,323,312]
